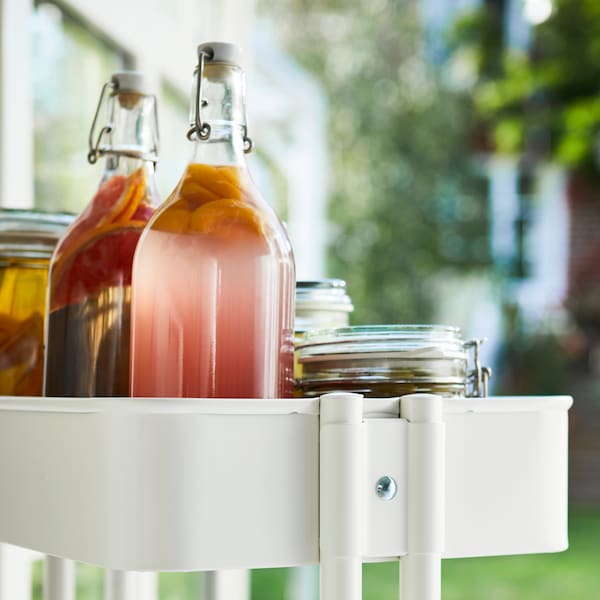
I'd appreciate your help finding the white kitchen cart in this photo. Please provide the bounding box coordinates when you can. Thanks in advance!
[0,392,572,599]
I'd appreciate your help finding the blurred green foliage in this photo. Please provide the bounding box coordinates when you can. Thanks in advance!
[454,0,600,175]
[260,0,490,324]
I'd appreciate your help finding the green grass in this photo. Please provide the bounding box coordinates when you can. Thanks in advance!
[31,509,600,599]
[365,509,600,600]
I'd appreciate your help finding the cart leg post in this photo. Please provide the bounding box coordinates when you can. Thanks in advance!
[400,394,444,600]
[320,392,364,600]
[288,566,319,600]
[43,556,75,600]
[137,572,158,600]
[103,570,158,600]
[105,570,134,600]
[0,544,34,600]
[203,570,249,600]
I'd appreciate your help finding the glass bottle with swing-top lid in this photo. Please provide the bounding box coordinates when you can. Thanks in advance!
[44,71,160,397]
[130,42,295,399]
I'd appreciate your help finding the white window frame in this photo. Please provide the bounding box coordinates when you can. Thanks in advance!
[0,0,326,275]
[0,0,256,210]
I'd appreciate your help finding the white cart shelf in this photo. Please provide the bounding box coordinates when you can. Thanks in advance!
[0,393,572,599]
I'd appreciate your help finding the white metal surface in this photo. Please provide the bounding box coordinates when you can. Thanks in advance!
[0,394,572,600]
[104,570,157,600]
[0,0,34,209]
[320,393,364,600]
[444,396,570,557]
[400,394,445,600]
[43,555,74,600]
[105,570,135,600]
[0,544,36,600]
[0,397,319,571]
[203,570,249,600]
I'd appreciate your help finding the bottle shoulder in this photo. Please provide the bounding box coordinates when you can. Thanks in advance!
[48,169,157,312]
[142,163,293,258]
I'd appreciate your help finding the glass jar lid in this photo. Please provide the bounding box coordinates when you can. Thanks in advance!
[297,324,466,361]
[296,279,354,313]
[0,209,74,259]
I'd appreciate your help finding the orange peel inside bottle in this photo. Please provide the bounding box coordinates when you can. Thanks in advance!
[154,164,265,239]
[189,198,264,237]
[50,168,151,310]
[106,168,147,225]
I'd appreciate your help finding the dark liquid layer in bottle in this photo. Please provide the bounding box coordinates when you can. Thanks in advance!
[45,287,131,396]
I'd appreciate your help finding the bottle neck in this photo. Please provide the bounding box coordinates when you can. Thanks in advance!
[100,91,159,172]
[189,123,247,166]
[97,90,160,203]
[102,154,157,179]
[188,62,248,167]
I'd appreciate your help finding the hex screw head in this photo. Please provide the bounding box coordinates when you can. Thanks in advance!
[375,475,397,501]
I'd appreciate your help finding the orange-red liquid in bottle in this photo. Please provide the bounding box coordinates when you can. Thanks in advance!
[44,72,160,397]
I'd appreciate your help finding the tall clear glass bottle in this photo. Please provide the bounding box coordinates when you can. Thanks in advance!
[130,42,295,399]
[44,71,160,396]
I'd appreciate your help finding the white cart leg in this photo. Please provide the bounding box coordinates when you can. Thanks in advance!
[137,572,158,600]
[400,394,444,600]
[105,570,135,600]
[320,392,364,600]
[104,570,157,600]
[288,566,319,600]
[43,556,75,600]
[0,544,33,600]
[203,570,249,600]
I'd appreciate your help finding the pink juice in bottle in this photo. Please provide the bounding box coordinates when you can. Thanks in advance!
[130,164,295,398]
[130,43,295,399]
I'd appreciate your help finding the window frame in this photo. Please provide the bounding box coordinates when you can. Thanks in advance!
[0,0,256,208]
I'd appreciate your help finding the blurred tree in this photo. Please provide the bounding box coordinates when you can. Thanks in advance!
[454,0,600,175]
[260,0,490,324]
[454,0,600,331]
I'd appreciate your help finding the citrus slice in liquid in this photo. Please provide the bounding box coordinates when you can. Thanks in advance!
[185,164,244,200]
[51,223,146,310]
[0,312,43,395]
[0,313,20,342]
[152,202,192,234]
[56,170,146,265]
[63,176,127,246]
[91,175,127,220]
[190,198,264,238]
[108,169,146,224]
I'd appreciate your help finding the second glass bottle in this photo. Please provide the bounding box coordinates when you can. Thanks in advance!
[130,42,295,399]
[44,71,160,396]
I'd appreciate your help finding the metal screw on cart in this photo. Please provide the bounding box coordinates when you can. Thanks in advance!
[375,476,397,501]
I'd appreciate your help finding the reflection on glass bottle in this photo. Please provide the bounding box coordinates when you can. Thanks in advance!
[130,42,295,399]
[44,72,160,397]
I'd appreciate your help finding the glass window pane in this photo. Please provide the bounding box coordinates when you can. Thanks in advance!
[32,2,129,214]
[156,82,189,199]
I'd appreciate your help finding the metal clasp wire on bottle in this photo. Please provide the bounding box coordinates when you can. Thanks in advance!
[464,338,492,398]
[186,46,253,154]
[87,80,115,165]
[87,79,160,165]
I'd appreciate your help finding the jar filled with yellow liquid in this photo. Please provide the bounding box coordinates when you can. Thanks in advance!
[0,210,72,395]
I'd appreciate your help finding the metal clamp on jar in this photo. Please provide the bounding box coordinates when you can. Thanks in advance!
[295,324,491,399]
